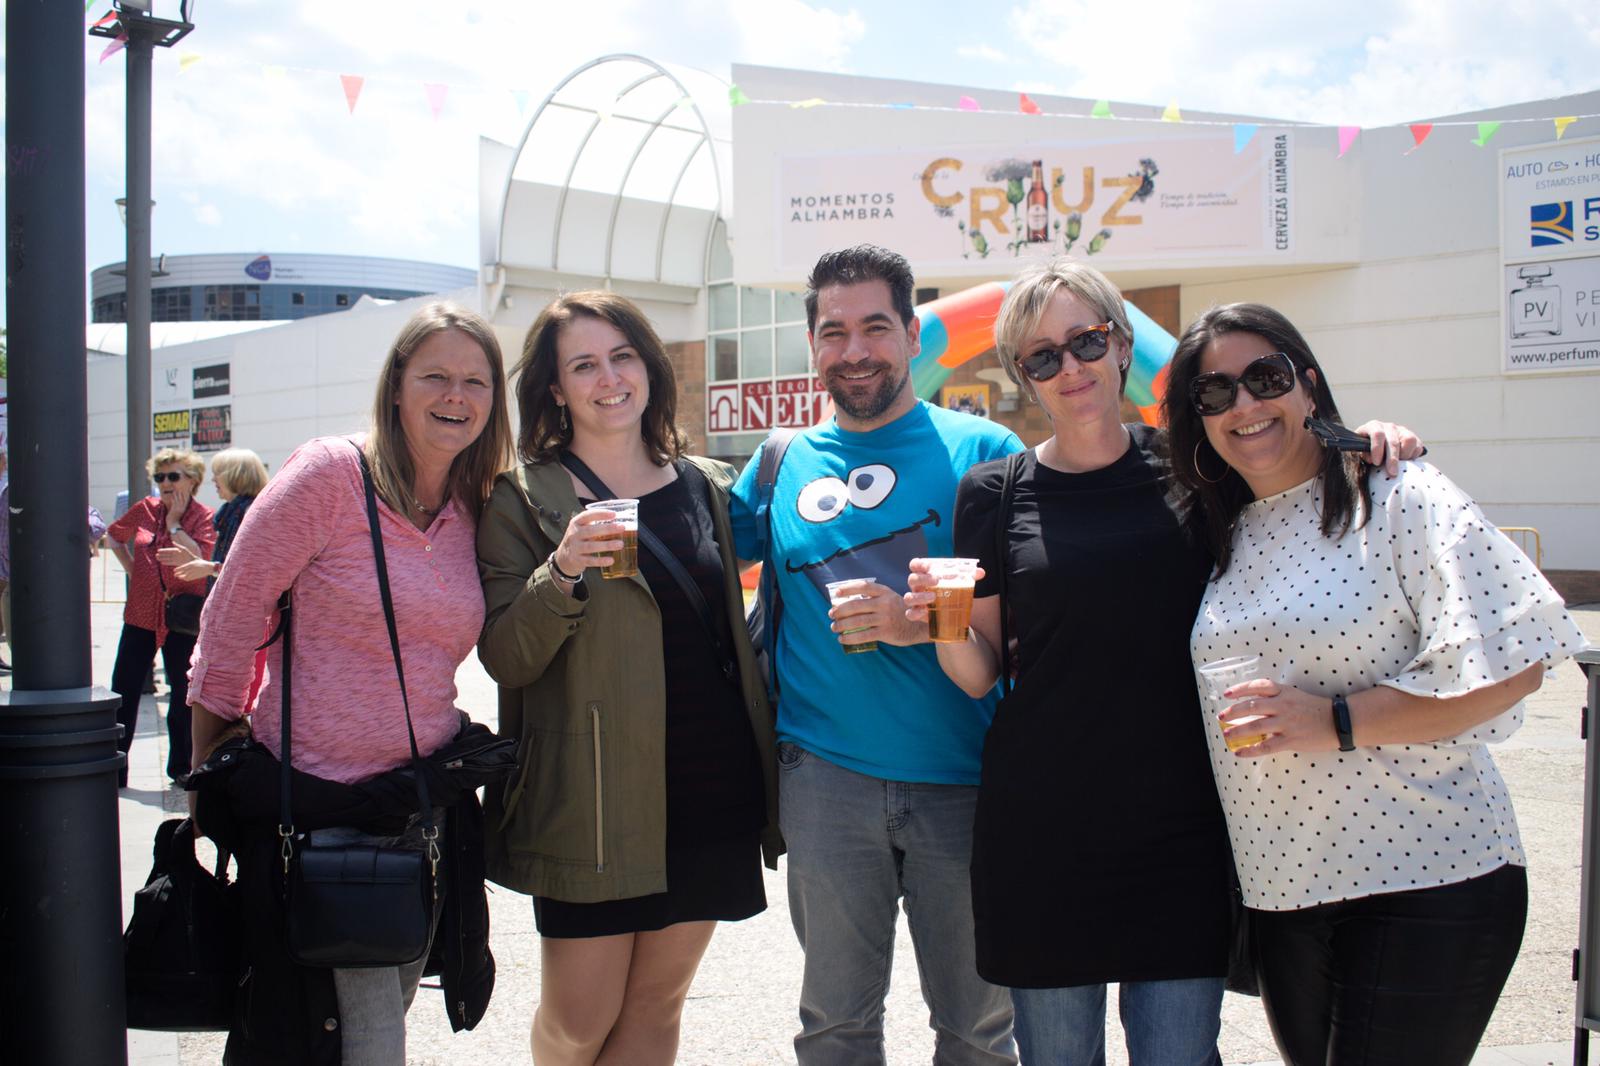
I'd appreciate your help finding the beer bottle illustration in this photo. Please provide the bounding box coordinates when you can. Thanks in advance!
[1026,160,1049,242]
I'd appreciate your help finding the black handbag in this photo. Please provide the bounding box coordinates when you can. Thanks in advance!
[124,817,241,1031]
[159,558,206,635]
[277,444,439,969]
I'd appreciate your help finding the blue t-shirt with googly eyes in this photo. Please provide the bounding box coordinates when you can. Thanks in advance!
[731,401,1022,784]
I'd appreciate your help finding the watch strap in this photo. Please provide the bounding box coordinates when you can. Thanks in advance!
[1332,693,1355,752]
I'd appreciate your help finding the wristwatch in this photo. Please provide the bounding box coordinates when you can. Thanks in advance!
[1331,694,1356,752]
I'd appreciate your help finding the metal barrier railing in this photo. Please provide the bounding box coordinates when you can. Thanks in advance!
[1500,526,1544,570]
[90,550,127,605]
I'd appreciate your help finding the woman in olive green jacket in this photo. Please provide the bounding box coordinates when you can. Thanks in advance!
[478,291,780,1066]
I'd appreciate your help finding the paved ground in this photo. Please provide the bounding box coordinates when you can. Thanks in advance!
[85,597,1595,1065]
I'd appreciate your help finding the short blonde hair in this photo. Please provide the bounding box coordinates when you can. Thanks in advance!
[147,447,204,484]
[209,447,269,497]
[994,258,1133,397]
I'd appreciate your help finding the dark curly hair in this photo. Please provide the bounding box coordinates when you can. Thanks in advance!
[804,245,916,332]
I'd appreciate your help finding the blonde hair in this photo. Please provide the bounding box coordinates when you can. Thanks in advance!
[146,447,204,484]
[209,447,269,497]
[994,258,1133,398]
[366,302,513,520]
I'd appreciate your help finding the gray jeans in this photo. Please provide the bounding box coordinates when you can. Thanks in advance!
[315,817,441,1066]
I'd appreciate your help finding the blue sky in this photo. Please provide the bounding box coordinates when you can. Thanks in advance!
[1,0,1598,326]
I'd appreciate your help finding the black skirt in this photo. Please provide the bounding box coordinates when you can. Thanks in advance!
[533,831,766,939]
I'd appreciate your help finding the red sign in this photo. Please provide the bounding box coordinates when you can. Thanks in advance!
[709,376,827,433]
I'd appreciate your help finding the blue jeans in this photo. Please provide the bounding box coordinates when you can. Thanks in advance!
[778,742,1016,1065]
[1010,979,1224,1066]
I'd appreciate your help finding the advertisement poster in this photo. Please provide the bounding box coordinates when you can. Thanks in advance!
[941,383,990,419]
[152,409,191,445]
[191,405,232,452]
[1500,136,1600,373]
[192,363,231,399]
[778,133,1292,272]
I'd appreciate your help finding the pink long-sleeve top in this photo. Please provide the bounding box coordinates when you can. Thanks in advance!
[188,435,483,784]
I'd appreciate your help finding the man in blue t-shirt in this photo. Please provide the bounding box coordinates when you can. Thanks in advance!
[732,245,1021,1064]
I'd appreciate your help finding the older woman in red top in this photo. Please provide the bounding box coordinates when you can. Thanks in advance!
[106,447,216,788]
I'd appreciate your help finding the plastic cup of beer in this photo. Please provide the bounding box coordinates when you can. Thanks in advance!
[924,558,979,644]
[584,499,640,579]
[826,578,879,654]
[1198,655,1268,752]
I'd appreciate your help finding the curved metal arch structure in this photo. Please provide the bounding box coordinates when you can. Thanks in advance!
[490,54,732,289]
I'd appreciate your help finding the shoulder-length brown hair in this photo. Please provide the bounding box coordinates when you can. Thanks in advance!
[366,301,513,520]
[512,291,687,466]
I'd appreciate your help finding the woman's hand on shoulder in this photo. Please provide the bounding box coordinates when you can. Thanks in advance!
[1219,679,1341,758]
[1351,420,1424,477]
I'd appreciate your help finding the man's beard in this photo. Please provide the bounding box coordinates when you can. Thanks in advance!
[825,361,910,422]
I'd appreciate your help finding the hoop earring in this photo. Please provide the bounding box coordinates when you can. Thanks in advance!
[1193,439,1226,485]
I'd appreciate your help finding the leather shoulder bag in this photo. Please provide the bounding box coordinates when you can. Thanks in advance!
[277,444,439,969]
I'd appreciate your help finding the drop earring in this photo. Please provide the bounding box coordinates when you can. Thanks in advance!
[559,404,569,433]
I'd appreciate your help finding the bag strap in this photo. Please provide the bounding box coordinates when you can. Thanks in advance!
[275,444,438,873]
[558,451,736,683]
[995,450,1023,694]
[753,428,796,701]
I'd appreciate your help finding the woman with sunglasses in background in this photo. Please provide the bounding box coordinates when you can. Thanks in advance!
[904,260,1421,1064]
[1164,303,1585,1066]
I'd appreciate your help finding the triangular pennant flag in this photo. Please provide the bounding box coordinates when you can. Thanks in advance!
[178,53,202,73]
[424,82,448,119]
[1406,123,1433,153]
[98,32,127,63]
[1090,99,1112,119]
[1472,121,1501,147]
[1337,126,1360,158]
[675,94,695,111]
[728,85,751,107]
[511,89,531,114]
[1233,124,1258,153]
[1019,93,1041,116]
[1161,102,1182,122]
[1555,116,1577,139]
[791,98,826,109]
[339,74,364,115]
[958,96,980,111]
[888,102,915,109]
[90,9,119,29]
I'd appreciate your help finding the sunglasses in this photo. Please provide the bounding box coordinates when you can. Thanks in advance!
[152,471,186,484]
[1016,322,1114,382]
[1188,352,1300,416]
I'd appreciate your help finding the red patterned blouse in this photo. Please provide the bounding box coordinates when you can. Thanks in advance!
[107,496,216,645]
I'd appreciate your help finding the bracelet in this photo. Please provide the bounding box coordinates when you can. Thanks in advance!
[1331,693,1355,752]
[547,551,583,585]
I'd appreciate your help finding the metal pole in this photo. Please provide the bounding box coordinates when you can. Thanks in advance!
[126,30,154,504]
[2,1,128,1063]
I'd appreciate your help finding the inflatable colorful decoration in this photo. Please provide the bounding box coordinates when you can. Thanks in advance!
[911,282,1178,426]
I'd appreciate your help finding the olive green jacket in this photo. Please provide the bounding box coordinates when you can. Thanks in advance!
[476,456,782,902]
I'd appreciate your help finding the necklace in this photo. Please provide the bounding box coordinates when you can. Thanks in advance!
[413,497,443,515]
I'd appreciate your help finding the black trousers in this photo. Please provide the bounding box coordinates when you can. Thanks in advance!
[1253,863,1527,1066]
[110,622,196,786]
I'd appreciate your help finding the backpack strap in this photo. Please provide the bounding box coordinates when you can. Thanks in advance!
[995,450,1024,693]
[751,429,797,703]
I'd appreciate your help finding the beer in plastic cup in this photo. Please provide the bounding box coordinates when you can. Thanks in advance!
[584,499,640,579]
[826,578,879,654]
[1198,655,1268,751]
[924,558,979,644]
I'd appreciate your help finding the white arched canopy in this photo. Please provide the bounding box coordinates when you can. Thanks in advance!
[488,55,732,292]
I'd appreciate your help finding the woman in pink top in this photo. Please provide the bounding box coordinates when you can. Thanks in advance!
[187,302,513,1064]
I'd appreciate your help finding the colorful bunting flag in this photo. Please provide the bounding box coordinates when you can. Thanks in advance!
[339,74,365,115]
[888,102,915,109]
[1406,123,1432,153]
[1337,126,1360,157]
[958,96,980,111]
[178,53,202,74]
[1019,93,1040,115]
[90,10,119,29]
[1232,124,1258,153]
[424,82,448,119]
[512,89,531,115]
[1161,102,1182,123]
[791,98,826,110]
[728,85,750,107]
[98,33,127,63]
[1091,99,1112,119]
[674,94,695,111]
[1472,121,1501,147]
[1555,116,1577,139]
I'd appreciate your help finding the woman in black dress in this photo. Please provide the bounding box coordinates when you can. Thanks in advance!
[477,291,778,1065]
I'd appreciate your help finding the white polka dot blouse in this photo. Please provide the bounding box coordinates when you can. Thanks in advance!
[1191,462,1589,911]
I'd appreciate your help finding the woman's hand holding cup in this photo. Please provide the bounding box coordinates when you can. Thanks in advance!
[553,508,626,580]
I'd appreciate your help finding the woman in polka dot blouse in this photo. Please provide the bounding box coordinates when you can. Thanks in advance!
[1164,302,1588,1066]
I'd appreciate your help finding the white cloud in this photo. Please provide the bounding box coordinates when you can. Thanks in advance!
[1005,0,1600,125]
[194,203,222,226]
[726,0,867,72]
[956,44,1008,64]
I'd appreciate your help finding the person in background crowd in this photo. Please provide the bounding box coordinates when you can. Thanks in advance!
[105,448,214,787]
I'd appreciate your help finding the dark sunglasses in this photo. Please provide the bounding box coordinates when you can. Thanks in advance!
[152,471,186,484]
[1016,322,1114,382]
[1188,352,1300,416]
